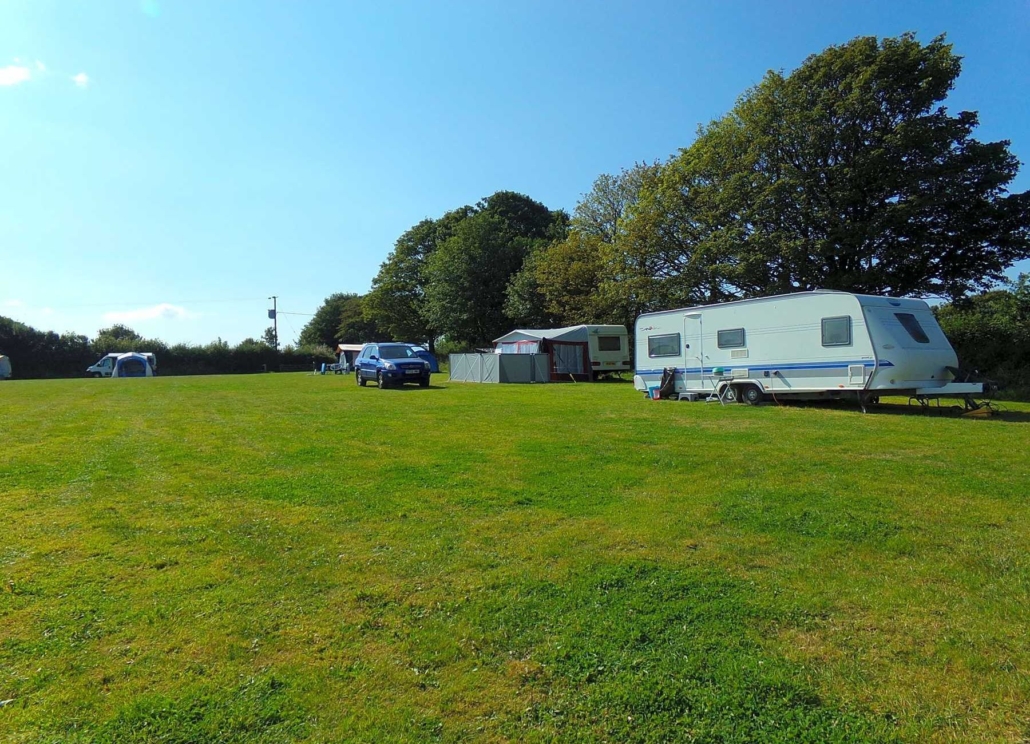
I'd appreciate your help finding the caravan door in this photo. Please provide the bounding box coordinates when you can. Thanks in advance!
[683,313,705,390]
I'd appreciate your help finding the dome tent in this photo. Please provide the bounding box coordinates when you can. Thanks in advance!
[111,352,154,378]
[407,345,440,373]
[0,355,11,380]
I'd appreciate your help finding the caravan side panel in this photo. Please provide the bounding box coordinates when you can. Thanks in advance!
[635,293,878,396]
[860,297,958,392]
[634,316,688,391]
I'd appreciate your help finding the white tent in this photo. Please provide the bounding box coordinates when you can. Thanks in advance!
[0,355,11,380]
[111,352,154,378]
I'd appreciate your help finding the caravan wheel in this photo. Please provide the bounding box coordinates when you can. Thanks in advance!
[722,385,737,403]
[742,384,763,405]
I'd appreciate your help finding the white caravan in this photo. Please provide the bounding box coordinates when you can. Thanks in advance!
[494,324,630,380]
[633,291,982,405]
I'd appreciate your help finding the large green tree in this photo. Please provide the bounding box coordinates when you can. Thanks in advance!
[371,192,565,348]
[364,208,472,351]
[533,230,610,325]
[531,163,661,328]
[423,213,528,346]
[502,209,570,328]
[298,293,379,348]
[476,190,557,240]
[336,294,380,344]
[638,33,1030,301]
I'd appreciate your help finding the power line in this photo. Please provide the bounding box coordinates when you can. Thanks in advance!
[17,297,270,310]
[280,312,300,342]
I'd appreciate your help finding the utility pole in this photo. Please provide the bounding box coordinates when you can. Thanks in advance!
[268,296,278,350]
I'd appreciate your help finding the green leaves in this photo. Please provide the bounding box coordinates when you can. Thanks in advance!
[297,293,379,348]
[370,193,566,348]
[652,33,1029,301]
[424,212,530,347]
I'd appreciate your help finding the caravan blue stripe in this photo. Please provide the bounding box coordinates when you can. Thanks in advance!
[635,360,891,376]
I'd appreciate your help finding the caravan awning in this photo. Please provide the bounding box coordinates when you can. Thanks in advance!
[493,325,591,345]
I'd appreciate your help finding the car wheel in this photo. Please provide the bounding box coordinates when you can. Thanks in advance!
[377,372,387,389]
[743,384,763,405]
[419,376,429,388]
[356,370,366,387]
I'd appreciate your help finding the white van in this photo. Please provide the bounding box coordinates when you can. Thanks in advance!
[88,352,157,377]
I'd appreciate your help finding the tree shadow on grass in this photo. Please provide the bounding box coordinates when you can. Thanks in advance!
[593,374,635,384]
[772,399,1030,423]
[378,384,448,392]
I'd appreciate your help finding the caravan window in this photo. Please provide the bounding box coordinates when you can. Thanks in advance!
[821,316,852,346]
[648,333,680,358]
[894,313,930,344]
[717,328,745,349]
[598,335,622,352]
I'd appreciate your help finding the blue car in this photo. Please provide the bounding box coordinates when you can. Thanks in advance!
[355,343,432,388]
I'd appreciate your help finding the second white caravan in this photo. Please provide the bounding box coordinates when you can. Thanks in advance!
[633,291,982,405]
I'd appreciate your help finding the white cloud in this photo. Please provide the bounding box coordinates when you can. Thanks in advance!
[35,61,46,73]
[71,72,89,88]
[2,299,25,308]
[0,65,32,87]
[103,303,198,323]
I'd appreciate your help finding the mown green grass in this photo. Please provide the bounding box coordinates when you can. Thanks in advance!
[1,374,1028,742]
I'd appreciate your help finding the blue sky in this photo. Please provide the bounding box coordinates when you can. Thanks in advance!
[2,0,1028,346]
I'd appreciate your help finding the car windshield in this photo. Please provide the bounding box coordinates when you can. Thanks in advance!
[378,345,418,359]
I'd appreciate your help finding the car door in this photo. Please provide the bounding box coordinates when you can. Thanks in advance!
[360,346,377,380]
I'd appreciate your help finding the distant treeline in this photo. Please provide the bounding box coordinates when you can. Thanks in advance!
[935,276,1030,396]
[0,318,335,379]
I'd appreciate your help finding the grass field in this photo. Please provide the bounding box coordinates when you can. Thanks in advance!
[1,373,1028,743]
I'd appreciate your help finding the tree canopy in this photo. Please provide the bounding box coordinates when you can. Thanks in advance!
[364,208,472,351]
[530,163,662,329]
[423,212,532,346]
[298,293,381,349]
[368,192,566,348]
[626,33,1029,302]
[336,294,381,344]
